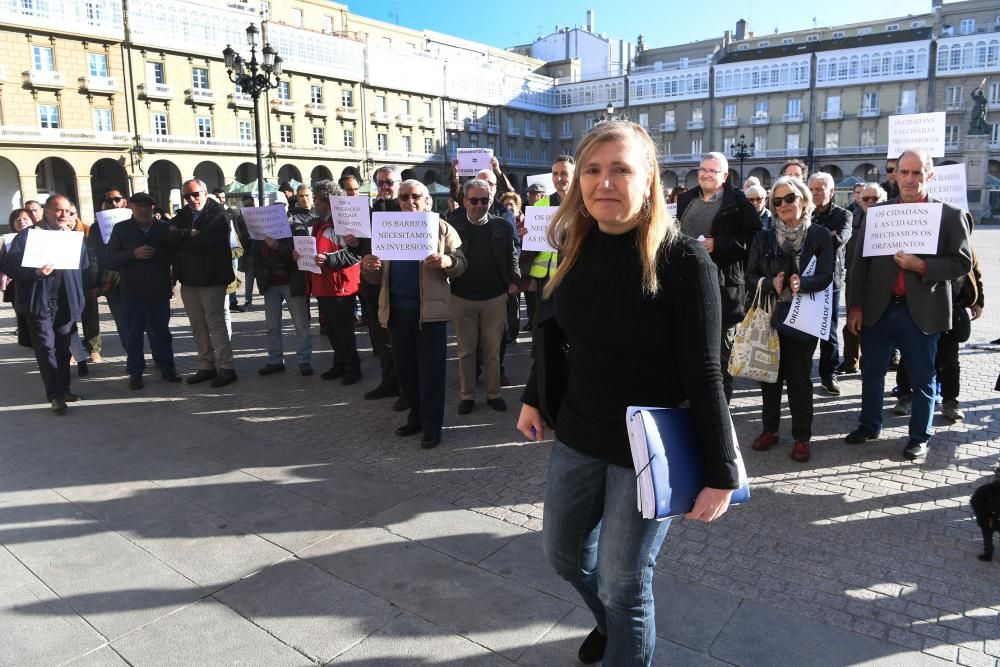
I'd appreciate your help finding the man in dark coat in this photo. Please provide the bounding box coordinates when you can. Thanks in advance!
[1,194,88,413]
[677,152,761,402]
[171,178,237,387]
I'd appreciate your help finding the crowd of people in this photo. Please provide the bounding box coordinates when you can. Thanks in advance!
[0,118,988,666]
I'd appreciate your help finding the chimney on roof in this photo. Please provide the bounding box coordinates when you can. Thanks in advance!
[586,9,595,33]
[735,19,747,41]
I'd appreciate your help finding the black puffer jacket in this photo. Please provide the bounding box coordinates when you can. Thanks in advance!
[169,198,235,287]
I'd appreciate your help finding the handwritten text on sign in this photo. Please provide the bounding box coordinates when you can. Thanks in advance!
[927,163,968,212]
[330,196,370,238]
[371,212,437,261]
[21,229,85,270]
[292,236,321,274]
[456,148,493,177]
[240,204,291,240]
[862,203,942,257]
[523,206,557,252]
[887,111,945,158]
[96,208,132,244]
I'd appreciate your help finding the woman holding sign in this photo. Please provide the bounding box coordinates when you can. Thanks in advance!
[516,121,741,666]
[745,176,833,463]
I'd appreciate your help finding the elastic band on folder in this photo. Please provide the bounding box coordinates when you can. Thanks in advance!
[635,454,656,478]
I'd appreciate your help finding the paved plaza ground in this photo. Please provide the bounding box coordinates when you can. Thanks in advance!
[1,228,999,666]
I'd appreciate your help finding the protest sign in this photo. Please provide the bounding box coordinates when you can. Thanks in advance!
[456,148,493,177]
[887,111,945,158]
[862,202,942,257]
[666,203,678,218]
[526,173,555,195]
[330,196,371,238]
[371,212,437,260]
[523,206,558,252]
[292,236,321,274]
[96,208,132,244]
[2,232,16,248]
[240,204,292,240]
[21,229,84,270]
[782,256,832,341]
[927,163,968,212]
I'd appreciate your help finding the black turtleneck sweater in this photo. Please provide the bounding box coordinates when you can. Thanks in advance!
[526,226,740,489]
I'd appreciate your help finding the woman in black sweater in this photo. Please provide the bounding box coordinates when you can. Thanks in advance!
[517,121,741,666]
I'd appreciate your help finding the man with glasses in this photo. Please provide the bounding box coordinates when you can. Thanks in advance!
[677,152,761,402]
[170,178,238,388]
[84,189,131,357]
[809,172,853,396]
[449,179,519,415]
[880,158,900,200]
[2,194,89,413]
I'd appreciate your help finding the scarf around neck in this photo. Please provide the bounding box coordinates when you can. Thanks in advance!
[774,216,809,255]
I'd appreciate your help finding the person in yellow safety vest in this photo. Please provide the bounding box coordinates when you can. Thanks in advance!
[523,155,575,329]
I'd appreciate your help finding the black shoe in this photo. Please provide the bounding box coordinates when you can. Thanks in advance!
[299,364,314,376]
[821,376,841,396]
[845,427,879,445]
[341,371,361,386]
[64,393,82,402]
[487,397,507,412]
[395,422,422,437]
[392,397,409,412]
[50,398,67,414]
[77,361,89,377]
[835,363,859,375]
[128,375,143,390]
[321,366,345,380]
[187,369,218,384]
[420,434,441,449]
[578,627,607,664]
[161,371,182,383]
[364,385,395,400]
[258,363,285,376]
[210,369,238,388]
[457,399,475,415]
[903,439,928,461]
[229,303,246,313]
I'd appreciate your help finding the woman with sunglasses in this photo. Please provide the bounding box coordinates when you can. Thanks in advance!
[746,176,834,462]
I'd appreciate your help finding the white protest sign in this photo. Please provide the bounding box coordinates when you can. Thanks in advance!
[927,163,968,212]
[2,232,16,248]
[21,228,84,270]
[240,204,291,240]
[782,256,832,341]
[293,235,321,274]
[456,148,493,177]
[862,202,942,257]
[96,208,132,244]
[666,203,678,218]
[523,206,558,252]
[887,111,946,158]
[371,212,437,260]
[330,196,371,238]
[526,173,555,195]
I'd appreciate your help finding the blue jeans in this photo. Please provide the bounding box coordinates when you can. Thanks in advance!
[543,441,670,666]
[859,300,939,442]
[122,298,175,376]
[262,285,311,366]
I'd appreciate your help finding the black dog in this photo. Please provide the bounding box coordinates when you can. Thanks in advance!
[971,468,1000,562]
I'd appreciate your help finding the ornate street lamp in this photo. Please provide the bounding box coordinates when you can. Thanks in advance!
[223,24,283,206]
[729,133,754,183]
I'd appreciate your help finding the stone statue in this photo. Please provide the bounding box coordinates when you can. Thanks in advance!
[969,78,989,135]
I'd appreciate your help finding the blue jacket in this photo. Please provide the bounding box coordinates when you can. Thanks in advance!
[1,227,88,321]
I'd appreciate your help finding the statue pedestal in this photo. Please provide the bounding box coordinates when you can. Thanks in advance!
[961,134,990,223]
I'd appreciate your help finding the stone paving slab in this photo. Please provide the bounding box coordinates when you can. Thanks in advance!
[65,646,132,666]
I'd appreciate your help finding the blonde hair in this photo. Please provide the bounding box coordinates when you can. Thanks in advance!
[544,120,677,297]
[769,176,815,221]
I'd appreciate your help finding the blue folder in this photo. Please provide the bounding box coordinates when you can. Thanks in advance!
[626,406,750,520]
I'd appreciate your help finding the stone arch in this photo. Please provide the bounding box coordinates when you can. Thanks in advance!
[747,166,771,188]
[423,169,440,186]
[684,169,700,188]
[727,169,739,184]
[400,168,418,182]
[193,161,224,192]
[235,162,258,185]
[90,158,129,214]
[853,163,878,182]
[0,156,21,225]
[310,165,332,186]
[818,164,843,180]
[661,169,678,190]
[35,156,77,205]
[277,164,302,185]
[147,159,182,213]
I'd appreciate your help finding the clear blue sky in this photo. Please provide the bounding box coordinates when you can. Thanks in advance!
[348,0,938,50]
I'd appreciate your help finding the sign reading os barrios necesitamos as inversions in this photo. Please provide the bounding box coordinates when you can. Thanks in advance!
[523,206,558,253]
[862,202,942,257]
[927,163,969,212]
[371,212,437,261]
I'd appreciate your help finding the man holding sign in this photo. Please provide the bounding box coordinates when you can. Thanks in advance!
[846,149,973,461]
[1,194,89,413]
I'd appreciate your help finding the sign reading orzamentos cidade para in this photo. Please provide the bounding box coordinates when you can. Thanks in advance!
[862,203,942,257]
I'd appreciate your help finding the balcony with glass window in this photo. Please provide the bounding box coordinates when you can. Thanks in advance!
[559,128,574,139]
[0,126,130,146]
[507,126,521,136]
[686,119,705,130]
[524,127,537,138]
[0,0,124,41]
[659,121,677,132]
[857,107,880,118]
[945,141,962,152]
[138,83,173,100]
[187,88,217,105]
[540,129,551,139]
[750,114,770,126]
[895,104,919,115]
[140,133,254,151]
[718,117,738,128]
[271,99,297,114]
[486,123,500,134]
[336,107,359,120]
[305,103,328,117]
[80,75,118,94]
[228,92,253,109]
[782,112,804,123]
[444,119,463,131]
[820,110,843,120]
[944,101,965,113]
[22,70,64,89]
[989,100,1000,112]
[397,114,416,127]
[465,120,483,132]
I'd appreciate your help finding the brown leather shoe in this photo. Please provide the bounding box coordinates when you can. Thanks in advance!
[790,440,811,462]
[752,432,778,451]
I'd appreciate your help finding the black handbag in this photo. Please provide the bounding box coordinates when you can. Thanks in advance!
[533,317,568,427]
[951,306,971,343]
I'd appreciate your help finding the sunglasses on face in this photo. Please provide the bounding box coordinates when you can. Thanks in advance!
[182,191,204,200]
[861,195,880,203]
[747,197,763,203]
[376,180,396,187]
[398,193,424,202]
[771,193,800,207]
[105,196,124,205]
[466,197,490,206]
[885,167,895,174]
